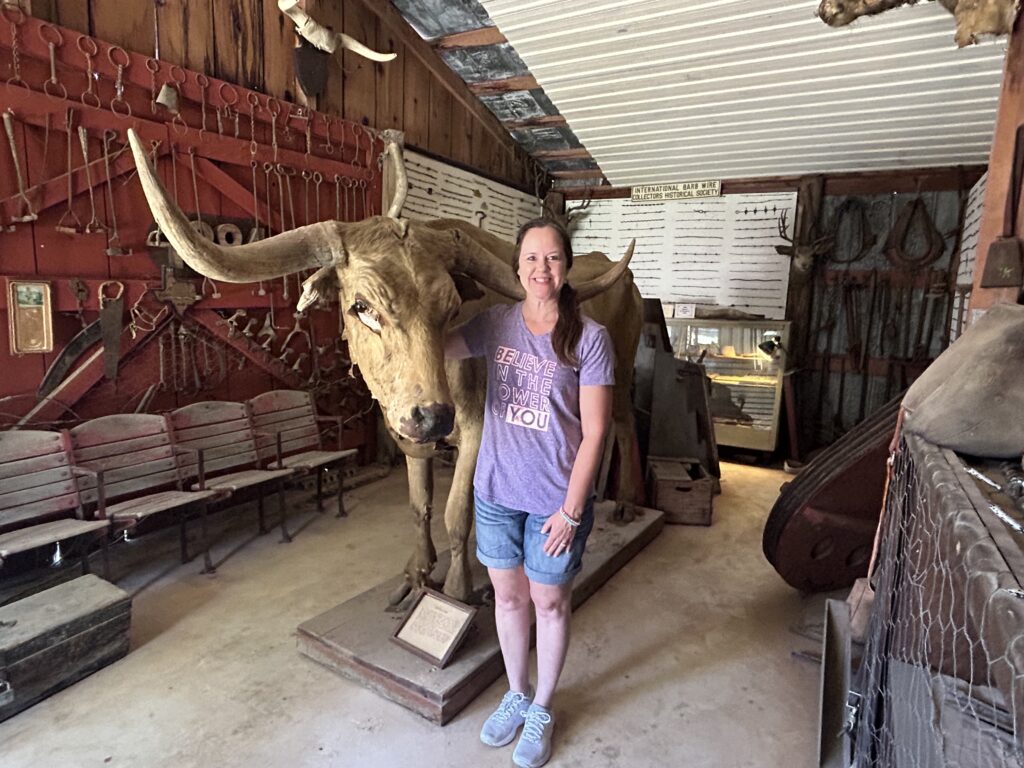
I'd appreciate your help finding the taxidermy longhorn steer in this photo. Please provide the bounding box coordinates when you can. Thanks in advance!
[126,130,642,605]
[817,0,1017,47]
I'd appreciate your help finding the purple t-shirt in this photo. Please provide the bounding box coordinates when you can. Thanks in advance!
[460,302,615,516]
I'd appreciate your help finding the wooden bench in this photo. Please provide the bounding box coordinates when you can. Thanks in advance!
[168,402,295,543]
[248,390,358,517]
[69,414,224,574]
[0,431,109,578]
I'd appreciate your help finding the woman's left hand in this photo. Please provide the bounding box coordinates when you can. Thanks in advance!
[541,510,578,556]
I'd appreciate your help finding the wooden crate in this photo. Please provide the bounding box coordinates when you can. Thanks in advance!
[646,457,714,526]
[0,575,131,723]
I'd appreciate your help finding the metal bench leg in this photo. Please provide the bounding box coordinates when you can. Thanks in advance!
[101,529,111,581]
[180,508,191,563]
[257,491,267,535]
[199,500,215,575]
[316,470,324,513]
[336,462,347,518]
[278,479,292,543]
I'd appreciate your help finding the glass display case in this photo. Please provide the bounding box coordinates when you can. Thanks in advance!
[665,318,791,452]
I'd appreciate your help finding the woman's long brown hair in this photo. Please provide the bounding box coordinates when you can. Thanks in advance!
[514,218,583,368]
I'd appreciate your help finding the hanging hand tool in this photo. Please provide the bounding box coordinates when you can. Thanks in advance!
[2,110,37,222]
[257,312,277,351]
[158,333,168,391]
[290,352,309,373]
[98,280,125,381]
[281,313,310,350]
[218,309,247,338]
[77,126,104,233]
[101,131,130,255]
[241,317,259,339]
[37,320,102,397]
[56,109,83,234]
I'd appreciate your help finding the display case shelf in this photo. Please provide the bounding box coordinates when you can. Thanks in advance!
[665,318,791,452]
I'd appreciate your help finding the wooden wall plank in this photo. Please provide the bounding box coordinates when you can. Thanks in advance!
[54,0,89,33]
[402,50,432,150]
[92,0,154,57]
[263,0,297,103]
[449,100,473,169]
[159,0,215,75]
[427,79,452,159]
[313,0,344,116]
[212,0,264,91]
[375,30,404,130]
[342,0,377,127]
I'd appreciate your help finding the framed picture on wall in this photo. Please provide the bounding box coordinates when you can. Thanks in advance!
[7,280,54,354]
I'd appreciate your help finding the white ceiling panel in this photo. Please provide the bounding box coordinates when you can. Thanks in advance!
[479,0,1008,186]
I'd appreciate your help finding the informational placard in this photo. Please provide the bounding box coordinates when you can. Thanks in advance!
[401,150,541,242]
[7,280,53,354]
[391,588,477,668]
[631,180,721,202]
[572,192,798,319]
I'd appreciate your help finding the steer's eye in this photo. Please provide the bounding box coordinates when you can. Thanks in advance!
[350,299,382,334]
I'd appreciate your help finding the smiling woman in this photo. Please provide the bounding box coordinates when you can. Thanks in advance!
[446,218,615,768]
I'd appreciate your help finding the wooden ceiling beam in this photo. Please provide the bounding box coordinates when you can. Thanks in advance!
[470,75,540,96]
[558,165,988,198]
[433,27,507,49]
[533,148,593,160]
[504,115,568,129]
[551,169,606,180]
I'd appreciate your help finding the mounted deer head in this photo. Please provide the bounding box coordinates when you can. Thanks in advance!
[776,209,832,274]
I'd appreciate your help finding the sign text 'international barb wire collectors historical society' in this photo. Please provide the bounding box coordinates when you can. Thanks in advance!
[631,180,722,202]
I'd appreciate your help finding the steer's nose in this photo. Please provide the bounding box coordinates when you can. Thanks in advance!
[400,403,456,443]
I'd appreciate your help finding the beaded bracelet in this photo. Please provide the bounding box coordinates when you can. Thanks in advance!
[558,507,581,529]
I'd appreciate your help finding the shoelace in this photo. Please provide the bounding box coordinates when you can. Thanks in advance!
[520,709,552,742]
[491,692,527,723]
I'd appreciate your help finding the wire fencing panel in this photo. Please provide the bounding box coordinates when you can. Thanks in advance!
[854,435,1024,767]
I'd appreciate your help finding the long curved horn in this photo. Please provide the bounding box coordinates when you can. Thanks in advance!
[339,32,397,62]
[573,239,635,301]
[385,140,408,219]
[127,129,338,283]
[448,228,526,301]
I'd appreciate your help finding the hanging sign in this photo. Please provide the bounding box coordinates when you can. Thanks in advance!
[631,180,722,202]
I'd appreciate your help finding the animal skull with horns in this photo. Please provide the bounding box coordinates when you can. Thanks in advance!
[126,130,642,605]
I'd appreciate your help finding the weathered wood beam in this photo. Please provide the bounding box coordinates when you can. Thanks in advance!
[470,75,540,96]
[433,27,507,49]
[504,115,567,129]
[551,169,606,180]
[533,148,593,160]
[558,165,988,199]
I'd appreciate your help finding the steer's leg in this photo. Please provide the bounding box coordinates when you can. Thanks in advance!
[389,455,436,606]
[442,421,480,603]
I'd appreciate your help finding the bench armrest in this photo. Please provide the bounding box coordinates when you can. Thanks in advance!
[173,446,207,491]
[314,414,345,451]
[72,466,106,520]
[254,429,285,469]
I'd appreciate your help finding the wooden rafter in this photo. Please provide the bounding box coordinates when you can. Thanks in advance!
[432,27,507,49]
[533,148,593,160]
[504,115,567,129]
[469,75,540,96]
[550,169,605,180]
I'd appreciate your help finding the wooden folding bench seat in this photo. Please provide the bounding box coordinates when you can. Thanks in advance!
[69,414,223,573]
[248,390,358,517]
[168,402,295,543]
[0,431,109,579]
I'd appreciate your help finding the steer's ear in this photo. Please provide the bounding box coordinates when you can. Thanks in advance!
[450,273,485,303]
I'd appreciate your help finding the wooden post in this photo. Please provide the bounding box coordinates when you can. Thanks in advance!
[971,10,1024,313]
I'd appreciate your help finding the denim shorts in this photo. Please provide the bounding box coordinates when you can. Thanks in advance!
[474,494,595,586]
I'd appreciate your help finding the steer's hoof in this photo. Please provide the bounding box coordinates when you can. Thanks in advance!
[387,582,412,610]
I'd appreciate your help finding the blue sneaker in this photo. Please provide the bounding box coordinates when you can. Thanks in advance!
[480,688,533,747]
[512,703,554,768]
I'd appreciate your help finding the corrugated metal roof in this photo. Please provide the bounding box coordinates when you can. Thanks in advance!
[479,0,1008,185]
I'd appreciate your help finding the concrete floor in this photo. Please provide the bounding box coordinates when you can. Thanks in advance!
[0,462,826,767]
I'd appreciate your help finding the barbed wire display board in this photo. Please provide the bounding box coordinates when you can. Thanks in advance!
[402,151,541,241]
[571,192,798,319]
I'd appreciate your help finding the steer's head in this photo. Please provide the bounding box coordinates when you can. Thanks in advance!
[127,130,633,446]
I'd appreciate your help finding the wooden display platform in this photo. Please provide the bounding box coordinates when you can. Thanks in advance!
[297,503,664,724]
